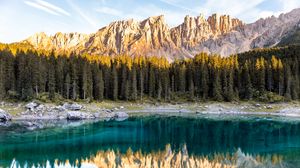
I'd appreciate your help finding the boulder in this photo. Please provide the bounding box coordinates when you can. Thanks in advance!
[255,103,261,107]
[35,104,46,111]
[55,106,67,112]
[113,112,129,119]
[63,103,83,111]
[0,109,12,122]
[67,111,92,120]
[25,102,39,111]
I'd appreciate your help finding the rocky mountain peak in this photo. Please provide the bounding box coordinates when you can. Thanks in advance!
[207,13,243,34]
[20,8,300,60]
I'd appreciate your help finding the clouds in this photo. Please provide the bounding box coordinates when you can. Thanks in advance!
[24,0,70,16]
[1,0,300,43]
[66,0,98,28]
[96,7,123,17]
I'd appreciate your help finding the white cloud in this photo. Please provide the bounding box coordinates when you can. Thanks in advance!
[159,0,198,14]
[96,7,123,16]
[66,0,98,28]
[24,0,70,16]
[36,0,70,16]
[24,1,59,15]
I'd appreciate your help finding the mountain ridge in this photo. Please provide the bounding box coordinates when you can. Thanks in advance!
[18,8,300,60]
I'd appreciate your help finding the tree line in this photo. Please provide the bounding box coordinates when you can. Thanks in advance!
[0,45,299,102]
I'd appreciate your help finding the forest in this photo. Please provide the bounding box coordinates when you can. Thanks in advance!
[0,44,299,102]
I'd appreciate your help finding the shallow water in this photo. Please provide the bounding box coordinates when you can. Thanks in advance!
[1,114,300,167]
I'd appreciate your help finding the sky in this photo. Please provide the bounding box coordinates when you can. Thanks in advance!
[0,0,299,43]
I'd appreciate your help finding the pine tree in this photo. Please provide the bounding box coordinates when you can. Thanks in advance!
[120,64,128,100]
[131,66,137,101]
[179,64,186,93]
[255,57,265,94]
[241,61,253,100]
[111,64,118,100]
[71,58,78,100]
[48,54,56,100]
[148,66,155,97]
[139,68,144,100]
[0,60,5,99]
[200,64,209,99]
[189,78,195,101]
[64,73,71,99]
[212,69,223,101]
[277,59,284,95]
[157,79,162,101]
[82,62,93,100]
[226,69,235,101]
[93,67,104,101]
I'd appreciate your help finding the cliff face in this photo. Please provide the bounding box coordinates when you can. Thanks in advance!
[22,8,300,60]
[84,15,177,57]
[170,14,243,50]
[25,32,89,52]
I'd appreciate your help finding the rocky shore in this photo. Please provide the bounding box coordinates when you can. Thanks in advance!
[0,101,129,125]
[0,101,300,129]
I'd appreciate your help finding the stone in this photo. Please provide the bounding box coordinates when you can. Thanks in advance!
[0,109,12,122]
[25,102,39,111]
[266,105,273,109]
[63,103,83,111]
[67,111,91,120]
[55,106,66,112]
[113,112,129,119]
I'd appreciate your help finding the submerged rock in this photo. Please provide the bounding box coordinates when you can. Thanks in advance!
[113,112,129,119]
[0,109,11,122]
[67,111,93,120]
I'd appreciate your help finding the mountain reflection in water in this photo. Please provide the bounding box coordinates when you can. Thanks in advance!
[10,145,285,168]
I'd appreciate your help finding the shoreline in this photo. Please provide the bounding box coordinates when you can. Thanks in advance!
[0,101,299,130]
[0,101,299,120]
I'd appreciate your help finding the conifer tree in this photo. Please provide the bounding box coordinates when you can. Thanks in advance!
[64,73,71,99]
[179,64,186,93]
[255,57,266,94]
[241,61,253,100]
[212,69,223,101]
[148,66,155,97]
[0,60,5,99]
[131,66,137,101]
[48,54,56,100]
[111,64,118,100]
[139,68,144,100]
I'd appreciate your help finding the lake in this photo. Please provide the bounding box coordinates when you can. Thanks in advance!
[1,114,300,167]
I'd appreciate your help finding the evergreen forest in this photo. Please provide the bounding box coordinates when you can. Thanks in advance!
[0,44,299,102]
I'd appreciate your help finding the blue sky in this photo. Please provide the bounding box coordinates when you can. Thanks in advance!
[0,0,299,43]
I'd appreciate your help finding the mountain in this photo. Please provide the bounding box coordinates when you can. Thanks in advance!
[278,23,300,46]
[20,8,300,60]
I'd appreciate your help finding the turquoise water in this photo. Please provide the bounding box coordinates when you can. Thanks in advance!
[1,115,300,167]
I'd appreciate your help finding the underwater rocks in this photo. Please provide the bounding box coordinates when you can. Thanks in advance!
[66,111,94,120]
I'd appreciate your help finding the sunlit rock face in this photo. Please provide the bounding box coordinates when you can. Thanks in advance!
[170,14,243,51]
[24,32,89,53]
[22,8,300,60]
